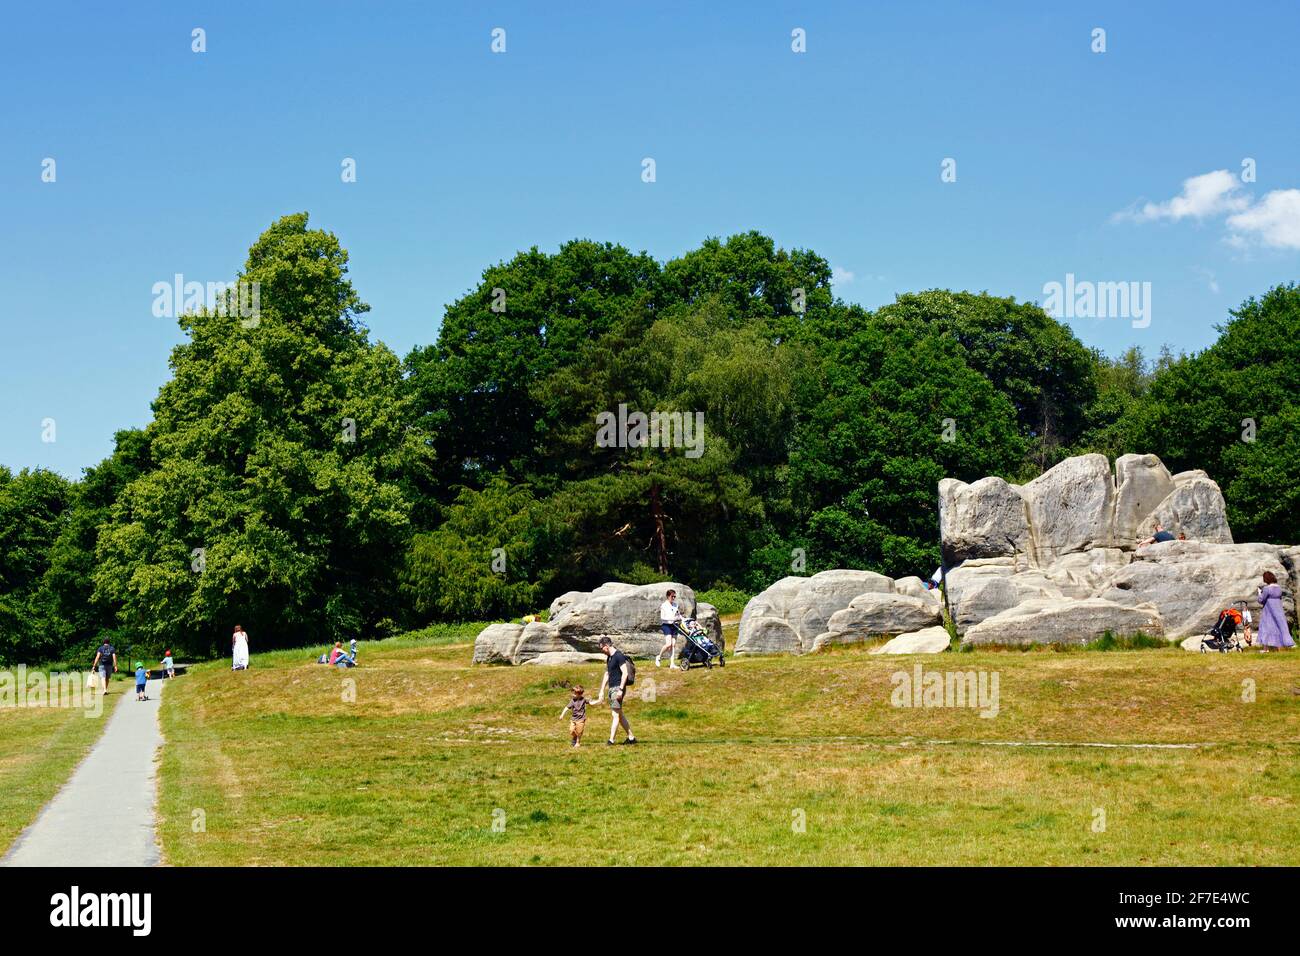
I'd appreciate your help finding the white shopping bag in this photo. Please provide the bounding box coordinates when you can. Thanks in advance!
[86,671,97,689]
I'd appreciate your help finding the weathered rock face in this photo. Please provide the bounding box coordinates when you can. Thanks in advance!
[1114,454,1175,545]
[786,570,893,649]
[732,454,1294,652]
[472,622,524,665]
[810,592,943,650]
[475,582,713,664]
[938,476,1030,562]
[734,570,893,655]
[1043,549,1130,599]
[1097,541,1288,637]
[1145,476,1233,545]
[871,626,952,655]
[962,598,1164,647]
[1022,453,1115,563]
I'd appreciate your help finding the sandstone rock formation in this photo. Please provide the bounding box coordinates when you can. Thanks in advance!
[733,569,933,655]
[737,453,1295,652]
[473,582,721,664]
[962,597,1164,647]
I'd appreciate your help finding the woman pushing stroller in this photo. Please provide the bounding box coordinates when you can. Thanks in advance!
[656,588,683,669]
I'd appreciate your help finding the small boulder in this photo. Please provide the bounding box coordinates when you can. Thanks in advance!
[734,615,801,655]
[871,626,952,655]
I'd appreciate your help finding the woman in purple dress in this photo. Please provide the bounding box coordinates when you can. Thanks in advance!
[1256,572,1295,651]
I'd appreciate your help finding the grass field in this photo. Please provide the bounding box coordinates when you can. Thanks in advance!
[156,623,1300,866]
[0,682,120,854]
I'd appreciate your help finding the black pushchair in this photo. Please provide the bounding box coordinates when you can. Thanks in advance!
[1200,604,1251,653]
[675,618,724,670]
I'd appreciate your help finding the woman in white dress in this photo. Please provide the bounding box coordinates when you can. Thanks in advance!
[231,624,250,670]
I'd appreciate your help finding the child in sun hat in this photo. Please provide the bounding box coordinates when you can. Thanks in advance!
[134,661,149,701]
[559,685,589,749]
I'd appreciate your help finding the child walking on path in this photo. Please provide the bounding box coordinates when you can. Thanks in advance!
[560,685,588,748]
[134,661,149,701]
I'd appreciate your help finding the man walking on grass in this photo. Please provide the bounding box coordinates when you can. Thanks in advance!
[594,636,637,746]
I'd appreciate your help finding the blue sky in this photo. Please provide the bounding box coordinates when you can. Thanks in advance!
[3,0,1297,477]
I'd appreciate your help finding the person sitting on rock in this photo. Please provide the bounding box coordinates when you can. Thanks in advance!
[1138,522,1176,546]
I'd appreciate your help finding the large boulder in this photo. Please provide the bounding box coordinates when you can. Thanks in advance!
[810,592,942,650]
[472,623,524,664]
[785,570,893,648]
[871,626,952,655]
[474,581,702,664]
[962,597,1163,647]
[1021,453,1115,563]
[1096,541,1288,637]
[1113,454,1175,545]
[938,476,1031,563]
[938,558,1065,631]
[736,570,893,654]
[735,615,801,654]
[1143,476,1233,545]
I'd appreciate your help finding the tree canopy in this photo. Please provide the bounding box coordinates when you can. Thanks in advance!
[2,217,1295,664]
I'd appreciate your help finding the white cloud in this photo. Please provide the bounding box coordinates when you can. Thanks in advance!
[1116,169,1300,253]
[1226,188,1300,250]
[1115,169,1249,223]
[831,265,855,286]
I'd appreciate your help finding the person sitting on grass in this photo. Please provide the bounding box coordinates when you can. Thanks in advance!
[594,636,637,746]
[560,685,588,749]
[328,641,356,667]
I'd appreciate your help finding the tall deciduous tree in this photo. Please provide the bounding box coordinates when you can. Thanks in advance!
[94,214,431,653]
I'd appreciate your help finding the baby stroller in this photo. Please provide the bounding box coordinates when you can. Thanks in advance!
[675,618,724,670]
[1200,604,1251,653]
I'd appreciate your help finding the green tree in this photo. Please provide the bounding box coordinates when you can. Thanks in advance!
[787,320,1028,578]
[402,477,550,620]
[873,290,1098,471]
[0,467,75,663]
[93,214,431,654]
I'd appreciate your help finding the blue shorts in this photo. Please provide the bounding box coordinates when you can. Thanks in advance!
[135,682,146,693]
[661,622,676,637]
